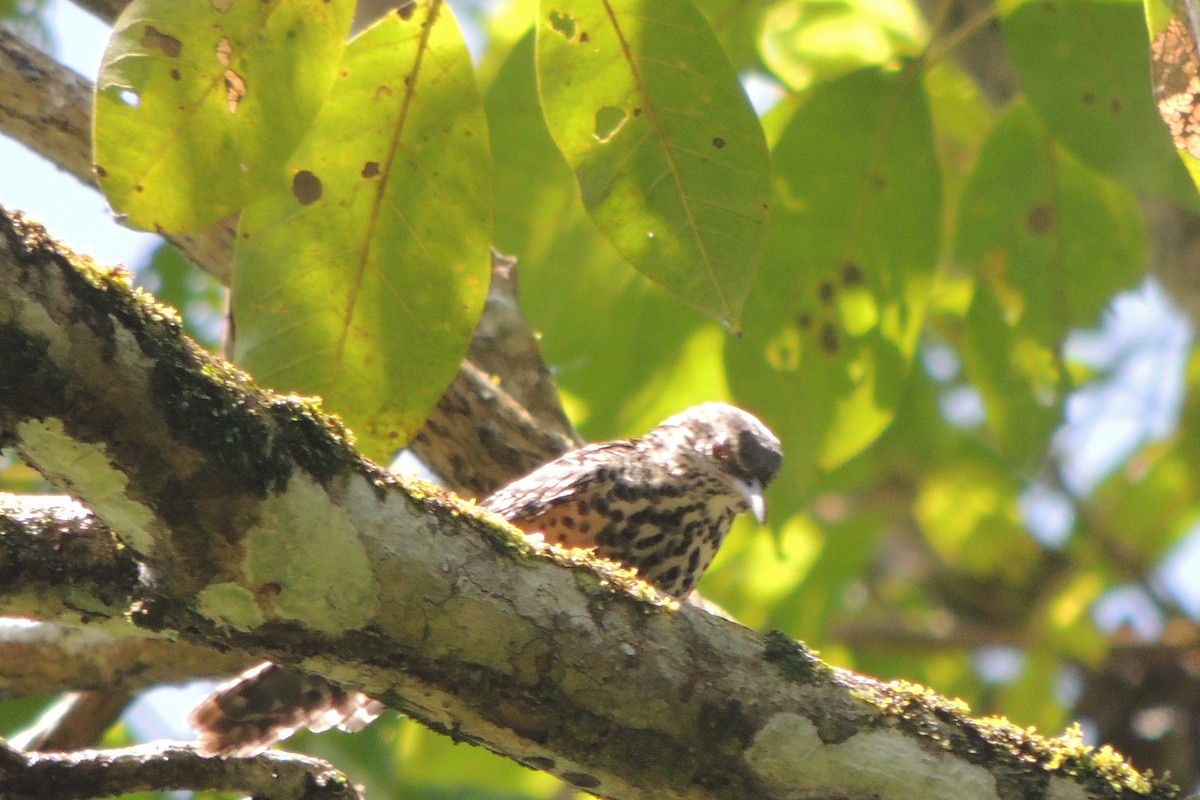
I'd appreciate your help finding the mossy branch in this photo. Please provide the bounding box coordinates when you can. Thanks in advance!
[0,207,1182,799]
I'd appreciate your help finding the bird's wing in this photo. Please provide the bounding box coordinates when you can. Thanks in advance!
[480,440,636,518]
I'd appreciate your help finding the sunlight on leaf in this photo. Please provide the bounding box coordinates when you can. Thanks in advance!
[234,2,491,462]
[536,0,771,330]
[95,0,354,232]
[728,66,942,495]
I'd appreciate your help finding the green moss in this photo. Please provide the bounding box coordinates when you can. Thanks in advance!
[852,679,1177,799]
[762,629,831,684]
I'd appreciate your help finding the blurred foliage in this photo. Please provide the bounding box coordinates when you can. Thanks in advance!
[5,0,1200,795]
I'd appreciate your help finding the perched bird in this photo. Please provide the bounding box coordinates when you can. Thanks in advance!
[189,403,782,755]
[482,402,783,597]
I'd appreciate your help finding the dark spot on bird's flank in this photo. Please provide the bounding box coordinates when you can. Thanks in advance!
[819,322,839,354]
[607,507,624,523]
[561,517,575,529]
[635,531,665,550]
[687,548,701,573]
[762,630,830,684]
[579,522,591,534]
[818,282,836,304]
[592,495,609,513]
[562,772,601,789]
[558,533,567,542]
[361,161,381,179]
[640,553,664,570]
[292,170,322,205]
[1026,205,1054,236]
[620,526,638,541]
[712,136,726,149]
[577,500,590,515]
[841,262,863,285]
[660,566,681,585]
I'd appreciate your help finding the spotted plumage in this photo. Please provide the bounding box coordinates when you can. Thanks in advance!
[189,403,781,755]
[482,403,783,597]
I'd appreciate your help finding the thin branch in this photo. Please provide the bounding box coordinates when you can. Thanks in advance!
[0,739,363,800]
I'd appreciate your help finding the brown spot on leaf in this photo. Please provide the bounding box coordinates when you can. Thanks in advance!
[818,282,835,304]
[1082,89,1096,105]
[795,312,812,329]
[170,68,181,81]
[841,262,863,285]
[712,136,726,149]
[95,165,107,179]
[361,161,381,179]
[292,170,322,205]
[142,25,182,57]
[1026,204,1054,235]
[1109,97,1124,114]
[580,31,589,43]
[819,322,839,354]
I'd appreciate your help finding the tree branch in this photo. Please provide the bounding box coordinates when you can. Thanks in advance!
[0,207,1178,799]
[0,739,363,800]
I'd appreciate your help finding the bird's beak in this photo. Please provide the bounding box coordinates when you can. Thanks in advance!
[735,478,767,524]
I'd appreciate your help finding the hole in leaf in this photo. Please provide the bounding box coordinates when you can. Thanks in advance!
[292,170,322,205]
[712,136,725,149]
[215,37,232,66]
[548,10,576,39]
[117,89,140,107]
[224,69,246,113]
[142,25,182,57]
[594,106,627,142]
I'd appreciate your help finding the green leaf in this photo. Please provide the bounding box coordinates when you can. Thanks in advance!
[535,0,771,330]
[728,66,942,494]
[94,0,354,232]
[1002,0,1200,206]
[759,0,926,90]
[234,2,492,462]
[956,102,1145,463]
[489,30,721,437]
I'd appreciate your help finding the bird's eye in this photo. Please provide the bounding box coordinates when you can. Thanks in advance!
[713,438,732,462]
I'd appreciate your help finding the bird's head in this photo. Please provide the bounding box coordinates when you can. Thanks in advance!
[646,403,783,523]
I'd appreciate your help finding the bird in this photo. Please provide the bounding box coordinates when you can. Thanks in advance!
[188,402,782,755]
[481,402,783,597]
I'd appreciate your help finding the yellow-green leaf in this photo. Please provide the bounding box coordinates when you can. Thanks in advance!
[535,0,771,330]
[233,2,491,462]
[95,0,354,232]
